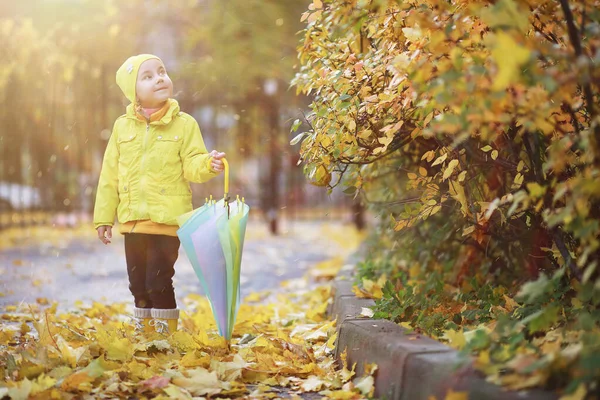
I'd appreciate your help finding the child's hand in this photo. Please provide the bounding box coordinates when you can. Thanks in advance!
[209,150,226,173]
[97,226,112,245]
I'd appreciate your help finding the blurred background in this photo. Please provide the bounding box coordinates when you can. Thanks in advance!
[0,0,364,236]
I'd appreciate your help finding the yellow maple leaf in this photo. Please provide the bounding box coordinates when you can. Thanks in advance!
[301,375,327,392]
[7,378,33,400]
[354,374,375,397]
[306,300,328,321]
[442,329,466,350]
[32,316,60,349]
[352,285,372,299]
[171,367,224,397]
[169,331,199,353]
[353,276,384,300]
[61,370,95,392]
[105,337,135,362]
[126,360,154,381]
[30,374,57,395]
[339,361,355,383]
[162,384,193,400]
[181,350,211,368]
[211,354,249,382]
[57,336,86,368]
[326,332,337,350]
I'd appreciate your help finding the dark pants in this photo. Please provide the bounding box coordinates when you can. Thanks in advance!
[124,233,180,309]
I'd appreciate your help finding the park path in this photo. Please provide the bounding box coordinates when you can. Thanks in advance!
[1,219,360,314]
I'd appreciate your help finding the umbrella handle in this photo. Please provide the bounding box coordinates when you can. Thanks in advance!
[222,158,230,200]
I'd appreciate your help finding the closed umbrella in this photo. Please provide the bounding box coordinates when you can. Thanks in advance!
[176,159,249,344]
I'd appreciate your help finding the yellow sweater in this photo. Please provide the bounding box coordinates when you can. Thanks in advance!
[119,220,179,237]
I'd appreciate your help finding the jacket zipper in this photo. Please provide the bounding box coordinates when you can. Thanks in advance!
[137,122,151,218]
[130,220,138,233]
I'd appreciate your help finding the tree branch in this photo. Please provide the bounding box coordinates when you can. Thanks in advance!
[552,229,582,280]
[558,0,599,161]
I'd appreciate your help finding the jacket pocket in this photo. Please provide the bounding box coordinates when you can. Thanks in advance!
[153,134,183,170]
[155,135,181,154]
[118,131,137,145]
[118,132,139,168]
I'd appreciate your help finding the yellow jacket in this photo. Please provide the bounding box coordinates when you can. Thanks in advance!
[93,98,218,233]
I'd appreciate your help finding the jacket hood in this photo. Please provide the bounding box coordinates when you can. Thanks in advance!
[116,54,162,104]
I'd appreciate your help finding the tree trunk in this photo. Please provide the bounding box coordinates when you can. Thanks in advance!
[236,101,252,159]
[4,75,22,185]
[352,199,366,231]
[266,94,280,235]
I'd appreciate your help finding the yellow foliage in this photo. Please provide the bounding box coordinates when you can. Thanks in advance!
[490,32,530,90]
[352,275,386,299]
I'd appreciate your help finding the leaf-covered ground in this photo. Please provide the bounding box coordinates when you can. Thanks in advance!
[0,221,375,399]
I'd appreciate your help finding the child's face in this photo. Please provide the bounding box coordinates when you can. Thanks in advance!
[135,58,173,108]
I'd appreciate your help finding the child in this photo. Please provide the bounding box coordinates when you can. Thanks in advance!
[93,54,226,335]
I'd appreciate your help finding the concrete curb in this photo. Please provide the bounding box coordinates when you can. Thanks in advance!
[329,249,557,400]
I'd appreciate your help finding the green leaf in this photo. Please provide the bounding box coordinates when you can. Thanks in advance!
[522,305,559,333]
[291,119,302,133]
[516,274,550,304]
[290,132,306,146]
[464,328,491,351]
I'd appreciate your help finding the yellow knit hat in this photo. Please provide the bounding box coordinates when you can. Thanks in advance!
[115,54,163,103]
